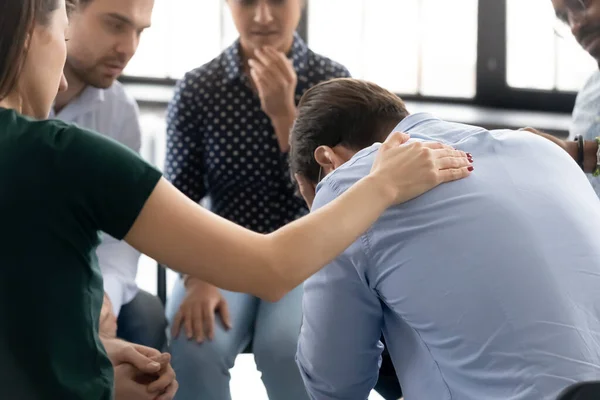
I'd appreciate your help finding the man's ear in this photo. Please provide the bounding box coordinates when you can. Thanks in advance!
[314,145,335,171]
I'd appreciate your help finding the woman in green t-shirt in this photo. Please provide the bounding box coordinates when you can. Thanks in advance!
[0,0,472,399]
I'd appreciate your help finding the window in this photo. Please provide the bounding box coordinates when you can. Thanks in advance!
[124,0,238,79]
[506,0,596,92]
[308,0,479,98]
[124,0,596,101]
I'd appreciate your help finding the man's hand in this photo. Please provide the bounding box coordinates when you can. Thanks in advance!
[171,278,232,343]
[100,292,117,338]
[249,46,297,151]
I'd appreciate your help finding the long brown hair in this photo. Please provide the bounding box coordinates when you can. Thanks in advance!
[0,0,66,101]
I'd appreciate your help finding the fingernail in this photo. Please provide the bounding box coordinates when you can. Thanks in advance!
[466,153,472,158]
[149,362,160,368]
[468,157,473,163]
[468,166,474,171]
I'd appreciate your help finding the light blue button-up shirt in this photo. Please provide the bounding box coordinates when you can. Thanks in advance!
[570,69,600,197]
[50,82,142,316]
[297,113,600,400]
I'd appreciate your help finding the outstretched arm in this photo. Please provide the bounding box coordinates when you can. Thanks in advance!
[125,135,472,301]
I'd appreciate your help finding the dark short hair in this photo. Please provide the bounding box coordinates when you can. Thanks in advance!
[289,78,410,184]
[0,0,78,101]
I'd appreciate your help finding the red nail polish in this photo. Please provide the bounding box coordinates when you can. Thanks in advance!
[466,153,473,158]
[468,166,474,171]
[468,157,474,163]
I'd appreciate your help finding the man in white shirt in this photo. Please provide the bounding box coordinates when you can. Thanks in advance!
[52,0,167,352]
[525,1,600,192]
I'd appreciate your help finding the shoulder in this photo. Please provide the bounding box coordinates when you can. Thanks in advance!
[101,81,140,118]
[305,49,352,79]
[1,108,72,146]
[89,83,141,142]
[581,69,600,93]
[323,145,378,192]
[574,69,600,109]
[169,57,227,113]
[0,108,114,162]
[177,52,229,94]
[91,83,141,149]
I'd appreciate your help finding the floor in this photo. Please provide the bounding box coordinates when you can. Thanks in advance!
[231,354,386,400]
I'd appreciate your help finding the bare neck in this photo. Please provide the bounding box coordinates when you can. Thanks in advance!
[0,93,22,114]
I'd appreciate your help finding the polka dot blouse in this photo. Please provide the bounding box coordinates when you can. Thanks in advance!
[165,34,350,234]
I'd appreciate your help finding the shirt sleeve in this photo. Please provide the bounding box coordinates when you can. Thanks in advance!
[53,124,162,241]
[164,73,207,203]
[296,180,384,400]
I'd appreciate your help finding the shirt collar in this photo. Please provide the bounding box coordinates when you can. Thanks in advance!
[49,85,105,120]
[391,113,439,134]
[315,114,440,192]
[222,32,309,83]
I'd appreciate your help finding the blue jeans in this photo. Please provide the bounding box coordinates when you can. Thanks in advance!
[166,278,308,400]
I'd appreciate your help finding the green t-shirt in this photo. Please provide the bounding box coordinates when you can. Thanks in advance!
[0,108,162,399]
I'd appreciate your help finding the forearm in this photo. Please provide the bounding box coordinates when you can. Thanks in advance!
[180,175,392,300]
[264,175,393,298]
[562,139,597,173]
[271,111,295,153]
[583,140,599,173]
[183,274,214,291]
[297,255,384,399]
[525,127,598,173]
[126,176,393,302]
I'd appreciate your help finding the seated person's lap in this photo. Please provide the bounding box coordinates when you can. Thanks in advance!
[118,289,168,351]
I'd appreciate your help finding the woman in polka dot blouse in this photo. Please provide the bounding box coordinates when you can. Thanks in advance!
[164,1,351,399]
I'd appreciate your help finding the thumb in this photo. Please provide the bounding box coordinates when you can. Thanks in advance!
[120,346,161,374]
[384,131,410,147]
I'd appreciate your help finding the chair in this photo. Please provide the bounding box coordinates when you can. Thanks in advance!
[556,381,600,400]
[157,263,167,306]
